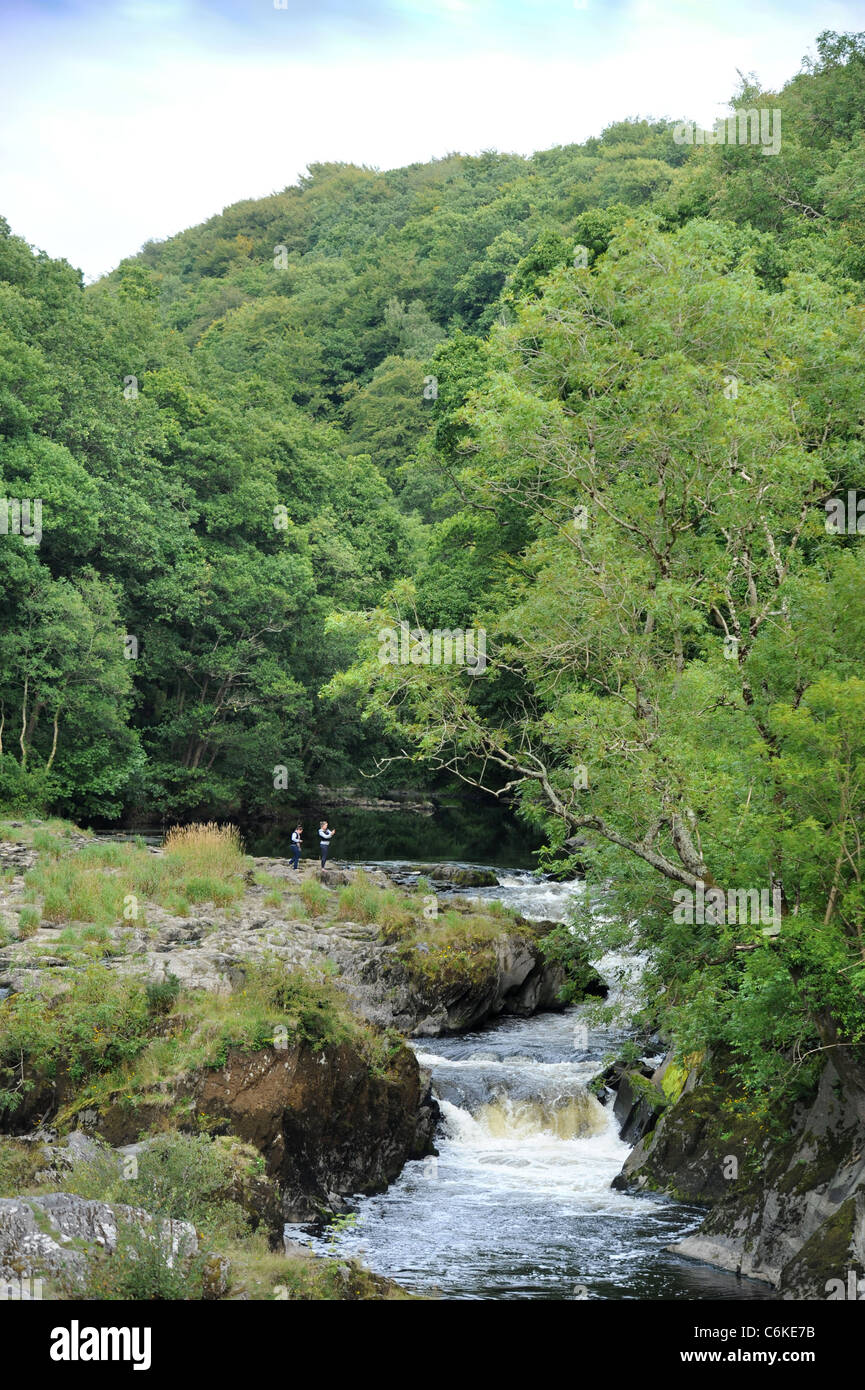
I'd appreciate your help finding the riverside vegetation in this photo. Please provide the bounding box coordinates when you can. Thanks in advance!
[0,819,576,1298]
[2,29,865,1298]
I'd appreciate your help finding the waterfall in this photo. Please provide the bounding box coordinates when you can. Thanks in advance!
[299,862,780,1301]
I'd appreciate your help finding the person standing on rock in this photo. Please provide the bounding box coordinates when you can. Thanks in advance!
[318,820,335,869]
[290,824,303,870]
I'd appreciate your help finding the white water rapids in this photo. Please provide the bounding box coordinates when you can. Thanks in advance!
[299,865,779,1300]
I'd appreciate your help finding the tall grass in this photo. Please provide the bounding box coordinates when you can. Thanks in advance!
[336,871,382,924]
[22,823,248,926]
[164,823,244,876]
[299,880,329,916]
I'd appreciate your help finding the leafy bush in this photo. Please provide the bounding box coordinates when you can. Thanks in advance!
[65,1219,213,1301]
[145,973,182,1016]
[0,1137,43,1196]
[0,968,151,1114]
[65,1131,250,1240]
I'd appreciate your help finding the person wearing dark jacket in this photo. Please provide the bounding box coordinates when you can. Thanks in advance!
[290,824,303,870]
[318,820,335,868]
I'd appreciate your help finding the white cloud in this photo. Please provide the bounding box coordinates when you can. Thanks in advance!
[0,0,859,278]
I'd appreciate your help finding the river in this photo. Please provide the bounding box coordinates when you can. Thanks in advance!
[300,864,779,1301]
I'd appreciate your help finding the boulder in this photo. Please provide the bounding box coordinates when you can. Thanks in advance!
[427,866,499,888]
[613,1065,666,1145]
[95,1040,439,1223]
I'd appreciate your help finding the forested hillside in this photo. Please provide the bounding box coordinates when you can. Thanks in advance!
[2,23,865,1307]
[1,28,863,860]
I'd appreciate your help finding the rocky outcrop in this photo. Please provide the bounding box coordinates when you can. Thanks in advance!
[340,927,571,1036]
[0,840,580,1228]
[604,1062,665,1144]
[311,786,436,814]
[0,857,578,1041]
[0,1193,199,1289]
[427,865,499,888]
[95,1040,439,1222]
[613,1056,865,1298]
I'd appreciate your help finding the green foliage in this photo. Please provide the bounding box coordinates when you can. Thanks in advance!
[0,967,151,1114]
[0,1137,43,1196]
[3,32,865,1113]
[540,924,605,1003]
[63,1218,213,1301]
[64,1131,250,1240]
[0,955,396,1122]
[325,35,865,1108]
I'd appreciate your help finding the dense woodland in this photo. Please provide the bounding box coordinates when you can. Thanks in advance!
[2,32,865,1101]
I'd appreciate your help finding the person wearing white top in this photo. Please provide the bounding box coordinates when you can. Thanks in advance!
[318,820,335,868]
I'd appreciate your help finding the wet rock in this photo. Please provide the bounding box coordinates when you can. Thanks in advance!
[780,1192,865,1300]
[427,866,499,888]
[612,1064,663,1144]
[614,1056,865,1297]
[338,930,569,1037]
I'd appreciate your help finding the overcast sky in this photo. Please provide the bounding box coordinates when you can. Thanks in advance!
[0,0,859,280]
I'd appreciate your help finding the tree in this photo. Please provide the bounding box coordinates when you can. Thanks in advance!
[332,215,865,1095]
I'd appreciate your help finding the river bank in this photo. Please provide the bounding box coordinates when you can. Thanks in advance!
[0,818,592,1299]
[2,817,860,1301]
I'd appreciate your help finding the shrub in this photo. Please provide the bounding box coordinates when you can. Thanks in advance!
[65,1131,250,1240]
[0,967,151,1114]
[145,974,181,1016]
[64,1219,213,1301]
[0,1137,43,1196]
[239,961,354,1052]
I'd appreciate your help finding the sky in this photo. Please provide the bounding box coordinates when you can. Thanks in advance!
[0,0,860,280]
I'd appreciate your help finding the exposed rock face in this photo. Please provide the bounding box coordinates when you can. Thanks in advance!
[310,786,436,814]
[590,1052,694,1145]
[339,928,569,1036]
[613,1057,865,1298]
[96,1041,439,1222]
[0,841,38,873]
[0,855,574,1040]
[33,1129,103,1185]
[0,1193,197,1286]
[613,1065,664,1145]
